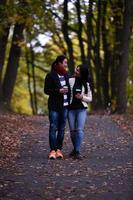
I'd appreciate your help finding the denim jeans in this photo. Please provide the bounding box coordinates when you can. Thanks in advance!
[68,109,87,152]
[48,108,68,151]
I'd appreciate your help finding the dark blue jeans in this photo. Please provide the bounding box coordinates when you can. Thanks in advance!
[48,108,68,151]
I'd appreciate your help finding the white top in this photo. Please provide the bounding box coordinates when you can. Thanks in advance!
[58,74,68,106]
[69,77,92,108]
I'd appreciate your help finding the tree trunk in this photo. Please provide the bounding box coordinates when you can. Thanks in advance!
[116,0,133,113]
[94,0,103,109]
[0,0,8,79]
[86,0,95,104]
[25,48,35,115]
[86,0,94,95]
[110,1,123,111]
[0,0,7,3]
[86,0,93,67]
[101,1,110,108]
[0,0,9,100]
[30,44,38,114]
[75,0,86,64]
[62,0,75,74]
[0,26,10,100]
[2,22,25,107]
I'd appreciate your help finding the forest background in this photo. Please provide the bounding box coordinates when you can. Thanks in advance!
[0,0,133,115]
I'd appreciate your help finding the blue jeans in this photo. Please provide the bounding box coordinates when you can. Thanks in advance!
[49,108,68,151]
[68,109,87,152]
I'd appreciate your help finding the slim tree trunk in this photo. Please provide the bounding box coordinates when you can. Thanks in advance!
[62,0,75,74]
[94,0,103,109]
[0,0,8,80]
[0,0,9,100]
[75,0,86,64]
[116,0,133,113]
[86,0,94,94]
[30,44,38,114]
[2,22,25,107]
[86,0,93,67]
[111,1,123,109]
[101,1,110,108]
[0,26,10,100]
[25,48,35,115]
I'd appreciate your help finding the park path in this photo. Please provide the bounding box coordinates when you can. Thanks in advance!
[0,115,133,200]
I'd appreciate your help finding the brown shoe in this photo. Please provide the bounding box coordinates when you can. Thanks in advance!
[56,149,63,159]
[49,150,56,159]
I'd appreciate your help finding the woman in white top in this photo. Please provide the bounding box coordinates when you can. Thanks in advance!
[68,64,92,159]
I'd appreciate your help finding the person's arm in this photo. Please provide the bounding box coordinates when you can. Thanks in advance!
[44,73,60,96]
[82,82,92,102]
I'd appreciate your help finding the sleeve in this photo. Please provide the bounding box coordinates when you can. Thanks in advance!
[82,82,92,103]
[44,73,61,96]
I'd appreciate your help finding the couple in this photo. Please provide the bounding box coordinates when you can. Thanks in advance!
[44,55,92,160]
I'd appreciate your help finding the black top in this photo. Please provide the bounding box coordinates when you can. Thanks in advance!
[69,77,86,110]
[44,71,70,112]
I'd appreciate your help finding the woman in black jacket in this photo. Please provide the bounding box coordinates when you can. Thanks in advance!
[44,55,70,159]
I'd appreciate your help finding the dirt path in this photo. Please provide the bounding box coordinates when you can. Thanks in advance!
[0,115,133,200]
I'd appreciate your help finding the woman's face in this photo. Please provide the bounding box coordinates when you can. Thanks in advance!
[62,58,68,68]
[74,66,80,77]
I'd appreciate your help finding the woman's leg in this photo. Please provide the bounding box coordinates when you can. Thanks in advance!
[75,109,87,152]
[68,110,77,150]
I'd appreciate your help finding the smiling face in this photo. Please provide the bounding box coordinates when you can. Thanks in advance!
[62,58,68,68]
[74,66,80,77]
[58,58,68,73]
[55,55,68,69]
[55,61,67,76]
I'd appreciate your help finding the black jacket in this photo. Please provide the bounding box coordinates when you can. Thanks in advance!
[44,71,70,112]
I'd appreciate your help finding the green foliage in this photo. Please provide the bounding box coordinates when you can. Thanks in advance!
[11,49,50,115]
[1,0,133,114]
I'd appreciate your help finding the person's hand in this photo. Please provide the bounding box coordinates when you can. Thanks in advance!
[59,86,68,94]
[75,93,83,100]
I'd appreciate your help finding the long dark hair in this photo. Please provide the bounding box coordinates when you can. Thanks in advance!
[78,64,89,94]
